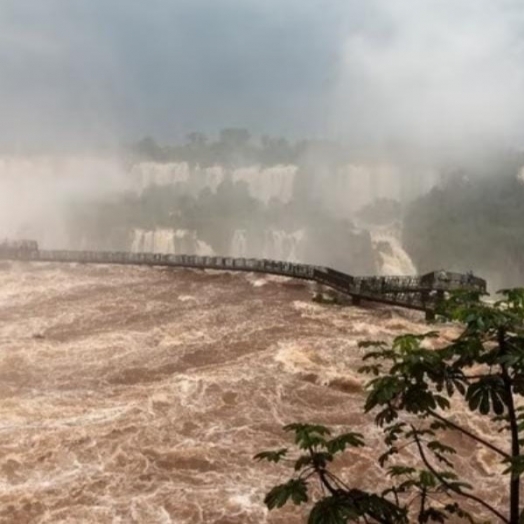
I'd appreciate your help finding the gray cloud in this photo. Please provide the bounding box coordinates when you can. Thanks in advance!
[331,0,524,153]
[0,0,349,148]
[0,0,523,151]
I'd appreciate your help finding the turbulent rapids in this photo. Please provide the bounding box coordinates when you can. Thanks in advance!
[0,187,492,522]
[0,261,506,523]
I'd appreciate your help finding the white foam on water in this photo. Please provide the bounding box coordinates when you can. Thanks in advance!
[0,262,503,523]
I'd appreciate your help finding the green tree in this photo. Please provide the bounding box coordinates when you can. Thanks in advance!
[256,289,524,523]
[133,136,164,160]
[219,127,251,147]
[402,166,524,290]
[186,132,208,147]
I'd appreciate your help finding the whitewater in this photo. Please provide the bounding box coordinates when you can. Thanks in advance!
[0,261,506,523]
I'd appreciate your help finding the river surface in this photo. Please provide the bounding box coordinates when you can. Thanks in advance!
[0,262,507,523]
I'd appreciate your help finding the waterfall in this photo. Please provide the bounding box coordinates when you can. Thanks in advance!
[154,229,176,253]
[202,166,225,193]
[131,230,144,252]
[307,163,441,218]
[132,162,219,194]
[287,230,305,261]
[132,160,442,215]
[369,225,417,276]
[231,230,248,257]
[142,231,155,252]
[262,230,305,261]
[131,228,214,256]
[229,229,305,261]
[194,239,215,256]
[232,165,296,204]
[131,162,190,190]
[134,162,296,204]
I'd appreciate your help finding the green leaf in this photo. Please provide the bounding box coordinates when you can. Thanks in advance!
[419,507,447,523]
[264,478,308,509]
[283,423,331,449]
[490,388,505,415]
[434,395,451,410]
[358,340,388,349]
[293,454,313,471]
[253,449,288,463]
[388,465,415,478]
[444,502,475,523]
[378,447,398,467]
[326,432,365,454]
[384,422,407,446]
[419,470,437,488]
[427,440,456,455]
[479,393,490,415]
[502,455,524,477]
[308,495,359,523]
[308,492,407,524]
[447,480,473,491]
[466,377,506,416]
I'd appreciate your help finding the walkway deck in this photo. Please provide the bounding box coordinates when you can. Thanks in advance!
[0,243,487,318]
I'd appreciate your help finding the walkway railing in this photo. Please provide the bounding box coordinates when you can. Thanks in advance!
[0,240,487,318]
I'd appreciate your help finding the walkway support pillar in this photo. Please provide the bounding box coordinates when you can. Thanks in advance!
[425,309,436,321]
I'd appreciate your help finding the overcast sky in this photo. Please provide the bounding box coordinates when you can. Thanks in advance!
[1,0,524,151]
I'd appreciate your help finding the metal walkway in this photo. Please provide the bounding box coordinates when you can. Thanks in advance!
[0,241,487,318]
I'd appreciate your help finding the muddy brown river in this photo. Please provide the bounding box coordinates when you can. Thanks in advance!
[0,262,509,523]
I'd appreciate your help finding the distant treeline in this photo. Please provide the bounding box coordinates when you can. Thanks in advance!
[403,154,524,290]
[127,129,366,168]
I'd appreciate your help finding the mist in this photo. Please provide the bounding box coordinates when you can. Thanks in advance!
[331,0,524,157]
[0,156,133,246]
[0,0,522,149]
[1,1,524,284]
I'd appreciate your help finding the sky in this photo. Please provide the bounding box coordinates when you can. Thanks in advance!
[1,0,524,151]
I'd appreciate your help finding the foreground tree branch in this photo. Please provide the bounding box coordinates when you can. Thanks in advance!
[256,289,524,522]
[427,408,509,459]
[411,425,509,523]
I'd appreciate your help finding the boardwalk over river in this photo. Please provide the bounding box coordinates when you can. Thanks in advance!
[0,240,486,319]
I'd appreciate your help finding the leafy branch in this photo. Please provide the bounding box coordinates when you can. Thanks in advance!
[256,289,524,523]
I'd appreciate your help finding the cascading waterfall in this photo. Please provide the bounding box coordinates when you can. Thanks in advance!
[368,224,417,276]
[131,162,224,194]
[262,230,305,261]
[0,155,435,274]
[131,229,214,256]
[231,165,296,204]
[229,229,305,261]
[231,230,248,257]
[308,163,440,218]
[131,162,190,189]
[134,162,296,204]
[132,160,441,223]
[128,218,401,277]
[132,227,306,262]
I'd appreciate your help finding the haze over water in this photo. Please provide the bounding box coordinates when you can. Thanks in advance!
[1,1,524,522]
